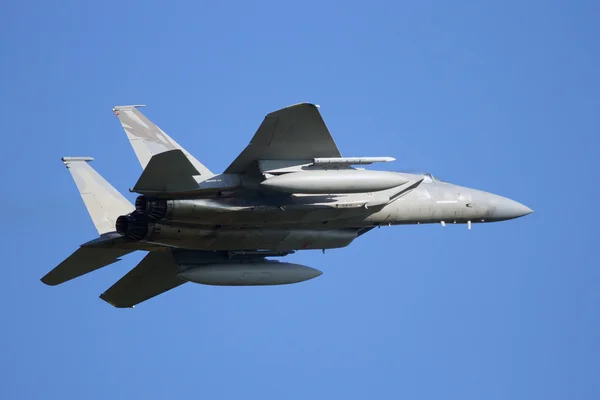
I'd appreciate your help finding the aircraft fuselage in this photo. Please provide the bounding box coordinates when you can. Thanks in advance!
[117,175,532,252]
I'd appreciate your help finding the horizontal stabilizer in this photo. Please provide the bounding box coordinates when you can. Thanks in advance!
[81,232,164,252]
[133,149,200,194]
[41,247,134,286]
[100,251,185,308]
[62,157,134,235]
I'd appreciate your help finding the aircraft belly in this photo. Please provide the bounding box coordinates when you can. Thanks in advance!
[167,208,365,226]
[208,229,289,250]
[145,225,357,251]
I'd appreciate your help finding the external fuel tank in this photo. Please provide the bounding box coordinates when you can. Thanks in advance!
[260,170,407,194]
[178,261,322,286]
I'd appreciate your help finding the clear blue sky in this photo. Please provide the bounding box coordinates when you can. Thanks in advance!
[1,1,598,399]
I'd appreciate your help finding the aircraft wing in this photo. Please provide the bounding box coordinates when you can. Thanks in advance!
[100,251,185,308]
[225,103,342,174]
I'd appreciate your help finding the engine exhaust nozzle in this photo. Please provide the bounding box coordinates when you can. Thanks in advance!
[115,212,149,240]
[135,195,167,220]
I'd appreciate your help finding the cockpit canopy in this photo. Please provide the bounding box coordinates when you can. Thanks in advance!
[422,173,446,183]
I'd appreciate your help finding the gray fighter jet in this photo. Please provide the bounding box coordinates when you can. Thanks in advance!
[41,103,532,307]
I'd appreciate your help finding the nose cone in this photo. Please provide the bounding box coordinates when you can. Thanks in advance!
[490,196,533,221]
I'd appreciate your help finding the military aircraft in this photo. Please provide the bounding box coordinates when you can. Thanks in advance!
[41,103,532,308]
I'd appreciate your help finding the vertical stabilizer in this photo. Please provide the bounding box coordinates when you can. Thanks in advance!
[112,105,214,178]
[62,157,134,235]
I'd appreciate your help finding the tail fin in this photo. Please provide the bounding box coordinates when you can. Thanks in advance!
[62,157,134,235]
[112,105,214,178]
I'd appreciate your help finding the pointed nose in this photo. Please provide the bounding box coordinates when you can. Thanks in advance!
[490,196,533,221]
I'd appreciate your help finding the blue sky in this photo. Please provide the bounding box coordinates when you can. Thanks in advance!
[1,1,598,398]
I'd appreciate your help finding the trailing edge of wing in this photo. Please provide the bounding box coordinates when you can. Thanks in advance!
[100,251,185,308]
[112,105,214,178]
[225,103,342,174]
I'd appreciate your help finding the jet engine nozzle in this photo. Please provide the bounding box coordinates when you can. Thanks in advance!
[115,212,149,240]
[135,196,167,220]
[115,215,129,236]
[134,196,147,214]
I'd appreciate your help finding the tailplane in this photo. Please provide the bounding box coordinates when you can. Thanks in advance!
[41,158,137,286]
[41,247,133,286]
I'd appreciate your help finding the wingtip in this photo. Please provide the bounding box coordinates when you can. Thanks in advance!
[40,276,58,286]
[61,156,94,165]
[99,293,135,308]
[267,102,322,116]
[289,102,320,108]
[112,104,147,112]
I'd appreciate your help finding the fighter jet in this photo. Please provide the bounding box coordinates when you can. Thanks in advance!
[41,103,532,308]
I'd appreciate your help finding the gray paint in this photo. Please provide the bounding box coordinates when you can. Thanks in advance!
[225,103,341,174]
[178,261,322,286]
[136,225,358,251]
[61,157,134,235]
[42,103,533,308]
[112,105,214,178]
[99,251,184,308]
[133,149,200,193]
[41,246,133,286]
[260,170,408,194]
